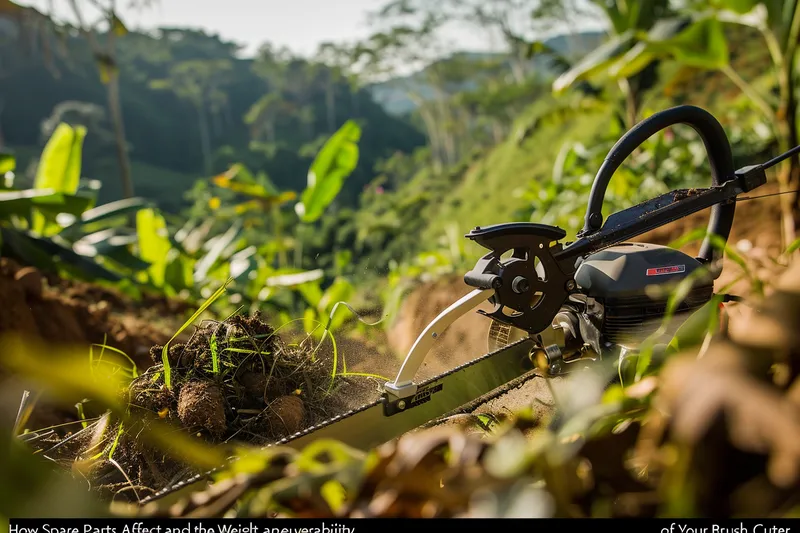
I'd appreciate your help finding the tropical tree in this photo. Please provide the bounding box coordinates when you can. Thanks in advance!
[533,0,673,129]
[65,0,140,200]
[150,58,234,175]
[557,0,800,244]
[315,41,354,133]
[352,20,453,173]
[2,0,142,199]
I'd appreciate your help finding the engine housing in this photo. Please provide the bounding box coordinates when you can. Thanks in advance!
[574,242,714,346]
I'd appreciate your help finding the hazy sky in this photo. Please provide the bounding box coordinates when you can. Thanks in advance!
[20,0,502,57]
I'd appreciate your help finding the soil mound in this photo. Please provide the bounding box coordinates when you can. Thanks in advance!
[27,312,382,500]
[132,312,359,445]
[0,257,189,370]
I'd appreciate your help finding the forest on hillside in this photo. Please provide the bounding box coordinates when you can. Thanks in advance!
[0,25,427,210]
[2,0,800,520]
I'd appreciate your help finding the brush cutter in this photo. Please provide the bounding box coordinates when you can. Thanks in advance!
[143,104,797,503]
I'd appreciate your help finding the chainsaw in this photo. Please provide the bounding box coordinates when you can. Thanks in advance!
[142,104,794,504]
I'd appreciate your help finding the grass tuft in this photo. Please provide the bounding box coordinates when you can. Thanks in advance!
[162,279,231,389]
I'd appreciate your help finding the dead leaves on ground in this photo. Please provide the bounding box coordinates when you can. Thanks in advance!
[633,259,800,517]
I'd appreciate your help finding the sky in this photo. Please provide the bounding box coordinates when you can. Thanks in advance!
[20,0,507,58]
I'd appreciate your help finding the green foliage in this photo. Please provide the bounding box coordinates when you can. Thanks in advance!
[0,28,425,213]
[514,119,733,238]
[0,123,155,284]
[550,0,670,97]
[135,208,173,289]
[96,121,366,334]
[613,16,730,79]
[297,120,362,223]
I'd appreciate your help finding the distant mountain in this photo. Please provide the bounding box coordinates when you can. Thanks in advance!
[368,30,606,116]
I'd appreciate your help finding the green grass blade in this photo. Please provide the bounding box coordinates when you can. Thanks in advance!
[75,402,88,429]
[108,422,124,460]
[222,347,271,355]
[161,279,231,389]
[784,237,800,255]
[210,332,219,374]
[323,327,338,395]
[90,342,139,378]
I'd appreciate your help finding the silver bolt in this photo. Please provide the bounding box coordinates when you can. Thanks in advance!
[397,400,406,410]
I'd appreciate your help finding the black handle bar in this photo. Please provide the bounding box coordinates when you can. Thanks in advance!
[580,105,736,267]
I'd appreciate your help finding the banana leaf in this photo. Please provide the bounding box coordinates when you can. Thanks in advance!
[0,227,123,281]
[0,189,93,221]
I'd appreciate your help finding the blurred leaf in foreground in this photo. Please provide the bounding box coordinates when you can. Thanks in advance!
[0,334,227,475]
[634,259,800,517]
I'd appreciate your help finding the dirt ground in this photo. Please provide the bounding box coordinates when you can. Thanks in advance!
[0,257,193,429]
[0,258,191,368]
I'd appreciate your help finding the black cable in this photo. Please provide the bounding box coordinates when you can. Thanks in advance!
[759,144,800,171]
[722,294,744,303]
[735,189,800,202]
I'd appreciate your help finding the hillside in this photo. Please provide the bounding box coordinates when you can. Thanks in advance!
[339,21,777,294]
[0,28,426,211]
[369,31,606,116]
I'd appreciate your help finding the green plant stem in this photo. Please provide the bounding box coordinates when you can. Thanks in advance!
[720,64,775,124]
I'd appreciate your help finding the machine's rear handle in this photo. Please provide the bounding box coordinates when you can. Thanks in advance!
[580,105,736,268]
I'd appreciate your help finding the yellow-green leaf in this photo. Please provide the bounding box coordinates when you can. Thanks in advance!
[295,120,361,223]
[32,123,86,236]
[136,208,172,288]
[110,13,128,36]
[0,152,15,174]
[320,480,347,513]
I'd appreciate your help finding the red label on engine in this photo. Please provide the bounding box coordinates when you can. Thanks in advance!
[646,265,686,276]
